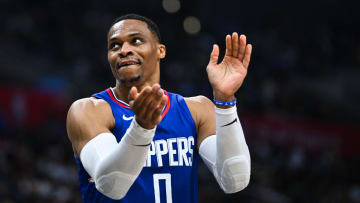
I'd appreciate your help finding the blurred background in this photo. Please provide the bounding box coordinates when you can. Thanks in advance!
[0,0,359,202]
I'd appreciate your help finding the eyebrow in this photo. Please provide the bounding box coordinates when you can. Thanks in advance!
[109,32,145,41]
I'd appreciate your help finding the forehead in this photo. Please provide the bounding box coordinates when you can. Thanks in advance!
[108,19,153,40]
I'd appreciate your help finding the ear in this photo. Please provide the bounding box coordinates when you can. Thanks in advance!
[158,44,166,59]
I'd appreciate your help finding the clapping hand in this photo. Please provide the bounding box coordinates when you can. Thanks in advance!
[206,33,252,101]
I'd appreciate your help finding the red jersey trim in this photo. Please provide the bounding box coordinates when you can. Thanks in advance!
[106,89,131,109]
[162,90,170,119]
[106,88,171,118]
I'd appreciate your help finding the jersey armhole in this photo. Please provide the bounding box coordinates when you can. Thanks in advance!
[177,95,198,145]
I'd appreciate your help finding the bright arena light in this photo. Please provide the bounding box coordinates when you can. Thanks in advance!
[183,16,201,35]
[162,0,181,13]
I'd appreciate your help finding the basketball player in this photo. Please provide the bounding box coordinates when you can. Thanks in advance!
[66,14,252,202]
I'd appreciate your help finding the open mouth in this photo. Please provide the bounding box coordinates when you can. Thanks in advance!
[117,60,141,69]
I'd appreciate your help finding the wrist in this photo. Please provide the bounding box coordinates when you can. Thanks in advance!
[213,91,235,101]
[135,117,156,130]
[214,99,237,109]
[123,118,157,146]
[213,92,236,109]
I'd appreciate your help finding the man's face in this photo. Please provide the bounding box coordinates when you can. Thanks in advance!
[107,19,165,87]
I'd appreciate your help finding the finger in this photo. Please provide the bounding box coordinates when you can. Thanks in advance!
[152,95,168,124]
[132,86,151,114]
[225,34,232,56]
[128,86,138,107]
[152,85,164,108]
[128,86,138,102]
[208,44,219,66]
[145,84,162,112]
[243,44,252,69]
[238,34,247,61]
[232,32,239,57]
[144,87,164,121]
[137,87,158,118]
[139,84,162,119]
[159,94,168,111]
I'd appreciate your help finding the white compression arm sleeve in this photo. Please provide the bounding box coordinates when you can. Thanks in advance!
[80,118,156,200]
[199,106,251,193]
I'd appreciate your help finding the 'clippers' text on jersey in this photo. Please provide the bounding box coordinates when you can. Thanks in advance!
[144,136,195,167]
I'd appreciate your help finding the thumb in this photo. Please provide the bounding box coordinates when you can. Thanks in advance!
[128,86,138,102]
[208,44,219,66]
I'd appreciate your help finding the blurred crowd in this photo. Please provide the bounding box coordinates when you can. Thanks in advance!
[0,0,359,202]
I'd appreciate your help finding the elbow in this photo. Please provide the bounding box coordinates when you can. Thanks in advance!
[219,156,251,194]
[221,173,250,194]
[94,171,136,200]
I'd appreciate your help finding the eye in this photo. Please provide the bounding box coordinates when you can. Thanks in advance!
[110,43,121,50]
[132,38,143,45]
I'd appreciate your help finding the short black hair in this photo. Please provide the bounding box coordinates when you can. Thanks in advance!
[110,14,161,43]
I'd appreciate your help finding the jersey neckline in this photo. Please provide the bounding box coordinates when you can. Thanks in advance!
[106,88,171,119]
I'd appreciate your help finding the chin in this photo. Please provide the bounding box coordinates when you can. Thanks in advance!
[119,75,142,87]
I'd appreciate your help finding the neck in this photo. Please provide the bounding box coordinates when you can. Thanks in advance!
[113,79,159,104]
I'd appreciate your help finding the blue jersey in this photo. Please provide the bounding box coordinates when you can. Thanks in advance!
[74,88,199,203]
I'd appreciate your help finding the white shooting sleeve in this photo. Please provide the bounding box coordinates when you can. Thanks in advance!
[199,106,251,193]
[80,118,156,200]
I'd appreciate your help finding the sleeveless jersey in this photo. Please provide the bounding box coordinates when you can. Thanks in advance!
[74,88,199,203]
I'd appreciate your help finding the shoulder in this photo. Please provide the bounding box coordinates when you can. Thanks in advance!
[185,95,214,111]
[70,97,111,111]
[184,95,215,127]
[66,97,115,155]
[67,97,113,123]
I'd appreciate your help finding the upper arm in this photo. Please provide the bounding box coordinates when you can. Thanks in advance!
[185,96,216,151]
[66,98,115,157]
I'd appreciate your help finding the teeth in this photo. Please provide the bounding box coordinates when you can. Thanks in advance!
[121,62,137,66]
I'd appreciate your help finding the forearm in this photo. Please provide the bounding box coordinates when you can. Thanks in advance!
[80,118,155,199]
[216,106,251,192]
[200,106,251,193]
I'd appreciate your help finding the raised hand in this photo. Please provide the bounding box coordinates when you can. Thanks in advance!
[128,84,168,129]
[206,33,252,101]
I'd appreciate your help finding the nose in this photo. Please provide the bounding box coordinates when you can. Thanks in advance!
[119,42,133,57]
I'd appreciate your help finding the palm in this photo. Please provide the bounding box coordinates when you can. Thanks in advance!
[207,55,247,96]
[207,33,252,99]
